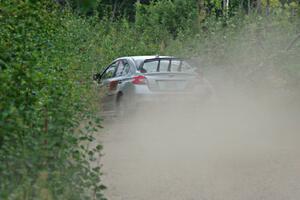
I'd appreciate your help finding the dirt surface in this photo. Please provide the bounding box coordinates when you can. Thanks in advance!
[99,100,300,200]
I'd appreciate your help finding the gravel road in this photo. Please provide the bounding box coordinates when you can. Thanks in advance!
[99,102,300,200]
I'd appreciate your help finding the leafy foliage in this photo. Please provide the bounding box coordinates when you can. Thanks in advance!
[136,0,199,37]
[1,0,299,199]
[0,1,105,199]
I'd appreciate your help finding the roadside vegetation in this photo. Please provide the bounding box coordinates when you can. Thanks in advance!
[1,0,299,199]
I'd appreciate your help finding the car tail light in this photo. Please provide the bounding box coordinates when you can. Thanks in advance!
[132,75,146,85]
[109,80,118,90]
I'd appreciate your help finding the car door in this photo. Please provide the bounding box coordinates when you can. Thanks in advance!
[99,59,135,112]
[99,61,120,111]
[115,59,135,100]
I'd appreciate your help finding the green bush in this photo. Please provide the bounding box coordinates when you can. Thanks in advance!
[0,1,105,199]
[135,0,198,39]
[0,1,167,199]
[1,0,299,199]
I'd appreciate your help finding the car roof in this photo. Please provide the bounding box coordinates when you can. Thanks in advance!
[131,55,174,60]
[117,55,176,68]
[117,55,174,61]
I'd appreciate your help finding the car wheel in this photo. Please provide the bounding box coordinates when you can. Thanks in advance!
[115,93,128,118]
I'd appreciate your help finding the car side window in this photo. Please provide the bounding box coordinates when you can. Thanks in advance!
[102,61,118,79]
[115,59,132,77]
[170,60,181,72]
[159,60,170,72]
[122,60,131,75]
[142,60,158,73]
[115,61,125,77]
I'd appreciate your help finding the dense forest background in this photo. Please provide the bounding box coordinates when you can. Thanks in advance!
[1,0,300,199]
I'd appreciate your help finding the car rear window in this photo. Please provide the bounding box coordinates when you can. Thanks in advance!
[170,60,181,72]
[141,59,194,73]
[143,60,159,73]
[159,60,169,72]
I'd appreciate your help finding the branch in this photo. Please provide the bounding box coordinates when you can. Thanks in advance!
[286,33,300,51]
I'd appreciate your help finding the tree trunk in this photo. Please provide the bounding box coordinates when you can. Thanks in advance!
[223,0,229,10]
[197,0,205,15]
[240,0,244,11]
[248,0,251,14]
[223,0,229,16]
[257,0,262,14]
[197,0,206,21]
[111,0,118,21]
[266,0,270,15]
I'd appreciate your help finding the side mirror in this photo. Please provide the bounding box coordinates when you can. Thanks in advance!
[93,73,101,82]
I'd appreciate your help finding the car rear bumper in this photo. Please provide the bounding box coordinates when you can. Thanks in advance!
[131,91,212,107]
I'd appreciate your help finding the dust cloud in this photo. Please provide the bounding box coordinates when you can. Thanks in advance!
[99,46,300,199]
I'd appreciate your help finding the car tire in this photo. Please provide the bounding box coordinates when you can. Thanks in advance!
[116,93,133,118]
